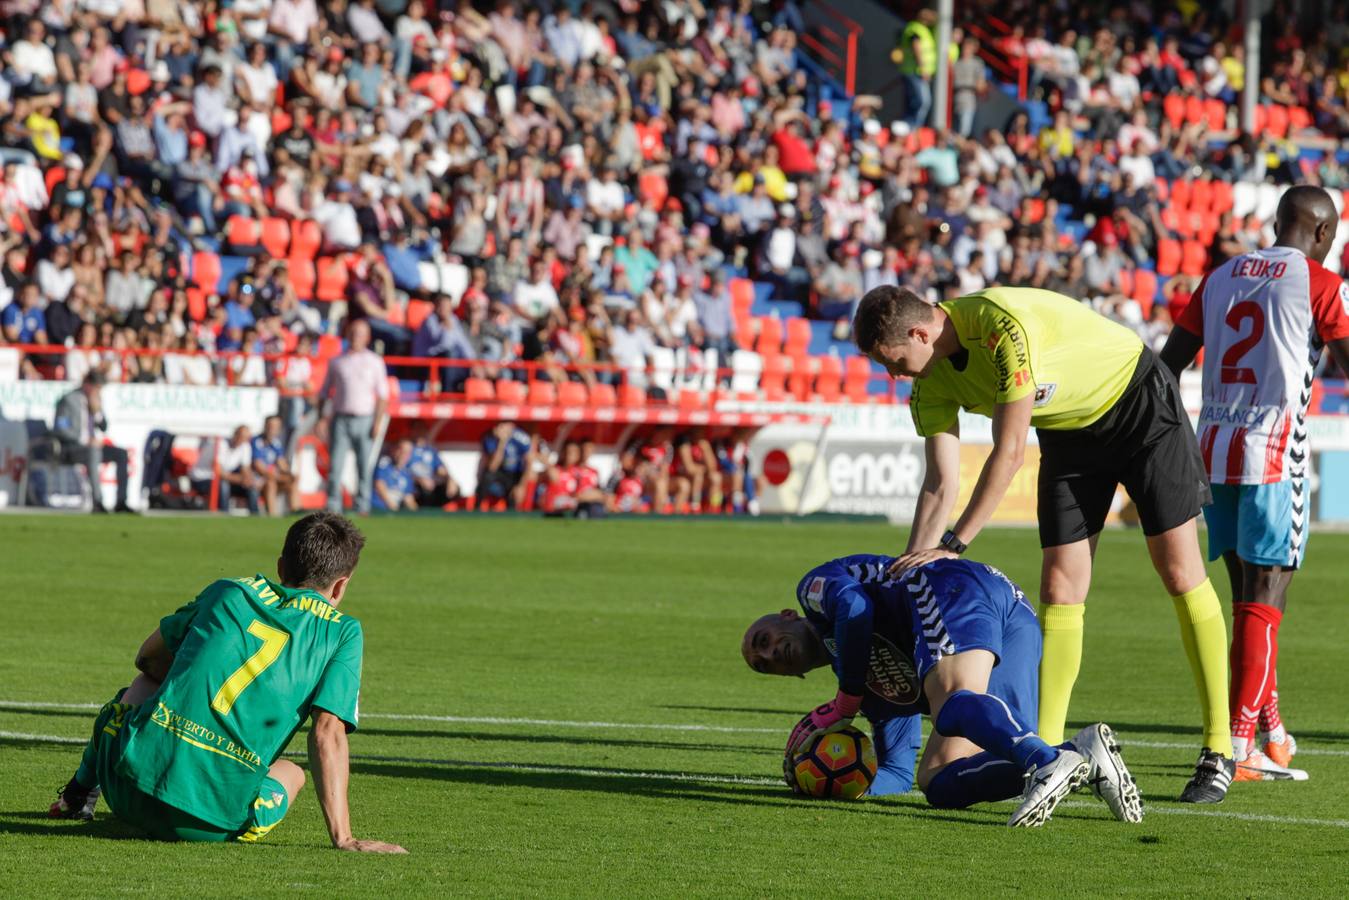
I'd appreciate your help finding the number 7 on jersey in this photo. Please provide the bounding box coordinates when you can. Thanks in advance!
[212,620,290,715]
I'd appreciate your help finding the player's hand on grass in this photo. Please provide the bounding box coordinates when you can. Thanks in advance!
[336,837,409,854]
[785,691,863,757]
[887,547,957,577]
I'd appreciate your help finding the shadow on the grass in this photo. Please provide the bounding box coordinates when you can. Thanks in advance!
[344,757,1007,828]
[0,707,96,721]
[357,726,776,755]
[0,811,145,841]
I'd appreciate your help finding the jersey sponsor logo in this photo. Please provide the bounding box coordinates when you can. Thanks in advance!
[1013,369,1031,387]
[149,700,263,770]
[1199,404,1275,428]
[801,576,826,613]
[984,331,1001,351]
[864,634,921,707]
[1232,257,1287,279]
[1033,383,1057,407]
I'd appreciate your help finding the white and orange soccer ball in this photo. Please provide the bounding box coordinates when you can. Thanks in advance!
[789,727,878,800]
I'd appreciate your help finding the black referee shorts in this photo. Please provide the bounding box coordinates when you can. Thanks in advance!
[1036,348,1211,548]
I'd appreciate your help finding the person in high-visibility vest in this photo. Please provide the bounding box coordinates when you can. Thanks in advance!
[896,8,938,126]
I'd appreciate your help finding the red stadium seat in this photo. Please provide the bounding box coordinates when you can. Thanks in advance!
[1170,179,1192,212]
[317,335,343,359]
[733,311,754,347]
[315,256,349,302]
[1289,106,1313,132]
[760,353,788,401]
[1184,95,1205,126]
[464,377,495,403]
[1115,268,1133,298]
[406,300,434,332]
[287,257,316,299]
[754,316,783,354]
[677,389,705,411]
[813,355,843,403]
[783,317,811,356]
[916,127,936,150]
[1025,198,1046,223]
[786,352,813,400]
[1210,180,1234,214]
[1131,269,1158,308]
[729,277,754,316]
[588,382,617,407]
[1156,238,1182,277]
[290,219,322,260]
[556,381,588,407]
[191,251,221,292]
[1264,104,1289,139]
[1204,98,1226,131]
[618,383,647,407]
[226,215,261,251]
[843,356,872,403]
[637,171,669,209]
[1180,240,1207,277]
[45,166,66,196]
[495,379,528,405]
[260,217,291,258]
[1189,179,1213,214]
[186,287,208,322]
[1153,178,1169,203]
[1163,94,1186,131]
[1160,207,1188,239]
[528,381,558,405]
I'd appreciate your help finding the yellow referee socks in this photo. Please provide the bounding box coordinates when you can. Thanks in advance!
[1037,602,1085,745]
[1172,580,1234,758]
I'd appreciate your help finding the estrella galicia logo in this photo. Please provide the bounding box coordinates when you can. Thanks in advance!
[866,634,920,707]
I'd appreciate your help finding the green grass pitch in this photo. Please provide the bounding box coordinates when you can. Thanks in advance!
[2,514,1348,897]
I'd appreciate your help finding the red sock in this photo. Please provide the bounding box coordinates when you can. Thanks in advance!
[1229,602,1283,743]
[1260,682,1284,735]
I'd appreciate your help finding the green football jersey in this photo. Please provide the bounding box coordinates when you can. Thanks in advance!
[117,574,363,831]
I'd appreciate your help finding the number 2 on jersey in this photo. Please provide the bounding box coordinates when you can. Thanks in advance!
[1221,301,1266,385]
[211,620,289,715]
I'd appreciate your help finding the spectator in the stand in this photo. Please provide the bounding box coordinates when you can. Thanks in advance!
[758,204,810,302]
[613,229,658,295]
[813,243,864,323]
[513,257,562,321]
[3,281,48,344]
[413,295,475,392]
[478,421,536,508]
[1085,231,1128,296]
[952,37,986,137]
[694,269,736,359]
[609,308,658,391]
[250,414,300,516]
[409,435,460,508]
[899,8,938,126]
[52,372,132,513]
[318,319,389,515]
[191,425,260,514]
[373,438,418,511]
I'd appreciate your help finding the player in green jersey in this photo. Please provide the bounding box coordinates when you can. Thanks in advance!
[48,512,406,853]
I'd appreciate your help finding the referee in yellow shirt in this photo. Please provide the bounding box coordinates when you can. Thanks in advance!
[853,284,1234,803]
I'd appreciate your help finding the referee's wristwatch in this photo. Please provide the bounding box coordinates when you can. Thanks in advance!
[939,530,968,555]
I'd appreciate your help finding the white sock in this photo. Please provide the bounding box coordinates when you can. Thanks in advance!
[1232,735,1252,761]
[1267,724,1288,744]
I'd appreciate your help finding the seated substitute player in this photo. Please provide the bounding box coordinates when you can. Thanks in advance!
[1161,185,1349,780]
[48,512,406,853]
[742,555,1142,827]
[853,284,1233,802]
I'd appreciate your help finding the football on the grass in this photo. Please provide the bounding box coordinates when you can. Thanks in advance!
[791,727,877,799]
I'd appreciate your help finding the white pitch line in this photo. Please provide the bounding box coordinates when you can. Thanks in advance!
[5,700,1349,756]
[6,729,1349,829]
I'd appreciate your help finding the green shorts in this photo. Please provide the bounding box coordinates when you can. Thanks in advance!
[88,696,290,843]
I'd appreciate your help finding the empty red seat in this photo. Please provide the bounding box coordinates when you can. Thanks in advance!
[406,300,434,332]
[315,256,349,302]
[495,379,528,404]
[287,257,316,299]
[1204,98,1226,131]
[1264,104,1289,139]
[618,383,647,407]
[186,287,208,322]
[1289,106,1312,131]
[783,317,811,356]
[637,171,669,209]
[226,215,260,250]
[464,377,495,403]
[844,356,872,403]
[1163,94,1186,131]
[260,217,291,258]
[760,353,787,401]
[1170,179,1192,212]
[729,278,754,316]
[290,219,322,260]
[527,381,558,405]
[588,383,617,407]
[191,251,222,292]
[1180,240,1207,277]
[1210,180,1234,214]
[1157,238,1182,277]
[787,352,813,400]
[1131,269,1158,307]
[755,316,783,354]
[677,389,705,411]
[1184,95,1205,126]
[1116,268,1133,298]
[557,381,588,406]
[1189,179,1213,214]
[916,127,936,150]
[813,355,843,403]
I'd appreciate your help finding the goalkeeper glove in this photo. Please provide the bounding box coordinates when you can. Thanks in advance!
[785,691,863,759]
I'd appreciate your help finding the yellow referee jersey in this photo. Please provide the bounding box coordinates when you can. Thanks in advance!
[910,287,1143,436]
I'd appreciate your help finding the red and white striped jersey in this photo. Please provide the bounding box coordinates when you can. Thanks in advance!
[1176,246,1349,484]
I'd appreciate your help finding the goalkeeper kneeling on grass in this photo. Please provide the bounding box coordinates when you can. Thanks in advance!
[742,555,1143,827]
[47,512,405,853]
